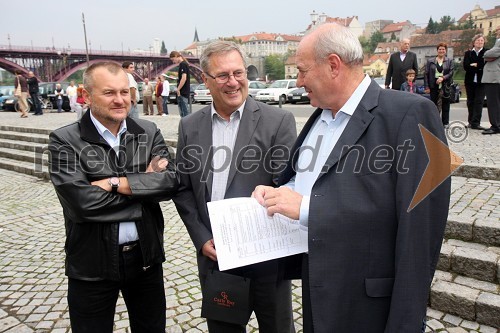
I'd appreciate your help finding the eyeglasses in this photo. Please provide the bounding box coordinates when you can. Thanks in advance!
[205,70,247,84]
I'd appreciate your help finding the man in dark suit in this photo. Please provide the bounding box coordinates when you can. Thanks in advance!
[254,23,451,332]
[173,41,297,333]
[385,38,419,90]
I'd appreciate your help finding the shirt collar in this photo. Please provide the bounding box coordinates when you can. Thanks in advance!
[89,110,127,139]
[333,74,371,117]
[211,100,246,121]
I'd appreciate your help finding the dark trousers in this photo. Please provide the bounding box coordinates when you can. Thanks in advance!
[67,246,166,333]
[200,268,295,333]
[465,83,486,127]
[430,88,450,126]
[29,92,42,114]
[485,83,500,130]
[162,96,169,115]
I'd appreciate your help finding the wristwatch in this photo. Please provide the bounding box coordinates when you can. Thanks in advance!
[108,177,120,194]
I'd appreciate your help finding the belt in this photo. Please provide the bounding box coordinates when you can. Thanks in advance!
[119,241,139,252]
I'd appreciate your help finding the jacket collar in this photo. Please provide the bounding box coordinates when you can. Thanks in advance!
[79,109,145,144]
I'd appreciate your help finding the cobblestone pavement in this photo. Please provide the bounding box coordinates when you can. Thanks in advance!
[0,168,498,332]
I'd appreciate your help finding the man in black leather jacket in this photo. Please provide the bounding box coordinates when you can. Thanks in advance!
[49,61,178,333]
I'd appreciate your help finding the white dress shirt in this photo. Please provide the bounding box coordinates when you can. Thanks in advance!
[90,111,139,244]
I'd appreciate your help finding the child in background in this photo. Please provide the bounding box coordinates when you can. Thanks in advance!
[400,69,417,93]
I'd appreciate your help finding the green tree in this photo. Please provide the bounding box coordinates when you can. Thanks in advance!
[437,15,455,32]
[426,17,438,34]
[67,69,85,83]
[369,31,385,52]
[359,36,371,54]
[160,41,167,55]
[486,31,497,49]
[264,54,285,80]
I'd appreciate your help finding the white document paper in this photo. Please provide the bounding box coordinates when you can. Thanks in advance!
[207,197,308,271]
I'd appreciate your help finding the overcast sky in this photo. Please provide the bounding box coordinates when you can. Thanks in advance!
[2,1,497,53]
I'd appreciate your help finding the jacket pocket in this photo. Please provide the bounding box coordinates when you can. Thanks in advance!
[365,277,394,297]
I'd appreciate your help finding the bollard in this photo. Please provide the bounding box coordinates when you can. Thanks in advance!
[278,96,282,108]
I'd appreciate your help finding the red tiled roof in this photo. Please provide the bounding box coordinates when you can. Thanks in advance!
[381,21,411,33]
[410,30,464,48]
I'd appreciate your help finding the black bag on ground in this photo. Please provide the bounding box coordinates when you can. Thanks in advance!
[201,269,251,325]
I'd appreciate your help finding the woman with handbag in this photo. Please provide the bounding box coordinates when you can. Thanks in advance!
[424,42,454,128]
[14,70,29,118]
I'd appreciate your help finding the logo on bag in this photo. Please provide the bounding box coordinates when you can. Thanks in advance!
[213,291,235,308]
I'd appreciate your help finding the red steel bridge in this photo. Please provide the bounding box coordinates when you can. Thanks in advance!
[0,45,203,83]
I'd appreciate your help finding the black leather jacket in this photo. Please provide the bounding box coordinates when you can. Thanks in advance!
[49,111,178,281]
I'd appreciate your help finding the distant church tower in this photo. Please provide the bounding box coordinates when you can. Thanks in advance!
[193,27,200,43]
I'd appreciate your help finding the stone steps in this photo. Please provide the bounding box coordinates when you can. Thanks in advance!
[431,271,500,328]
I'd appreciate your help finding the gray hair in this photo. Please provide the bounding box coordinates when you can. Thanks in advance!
[83,61,123,93]
[199,40,246,73]
[471,33,484,44]
[312,23,364,66]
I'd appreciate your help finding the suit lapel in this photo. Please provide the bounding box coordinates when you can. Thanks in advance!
[315,82,378,181]
[198,108,214,199]
[225,98,260,191]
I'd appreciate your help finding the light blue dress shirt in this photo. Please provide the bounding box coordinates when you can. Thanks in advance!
[90,111,138,244]
[287,75,372,230]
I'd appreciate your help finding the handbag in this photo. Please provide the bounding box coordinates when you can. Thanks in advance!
[442,79,452,100]
[14,77,22,97]
[201,268,251,325]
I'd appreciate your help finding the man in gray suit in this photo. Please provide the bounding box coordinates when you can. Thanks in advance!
[173,41,297,333]
[254,23,450,332]
[385,38,419,90]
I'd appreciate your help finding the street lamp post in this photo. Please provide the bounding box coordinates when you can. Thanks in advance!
[57,46,72,77]
[82,13,90,67]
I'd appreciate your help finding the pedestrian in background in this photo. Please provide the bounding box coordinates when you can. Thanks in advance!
[160,76,169,116]
[424,42,454,127]
[463,34,487,130]
[169,51,191,117]
[14,70,29,118]
[400,68,418,93]
[48,61,179,333]
[142,78,154,116]
[481,29,500,135]
[75,83,86,120]
[54,83,65,113]
[27,71,43,116]
[66,80,77,113]
[122,61,139,119]
[155,76,163,116]
[385,38,418,90]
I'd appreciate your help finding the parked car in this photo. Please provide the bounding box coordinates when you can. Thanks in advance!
[2,95,35,112]
[167,84,197,104]
[193,83,212,104]
[0,86,15,109]
[255,79,297,104]
[287,87,309,104]
[248,81,267,98]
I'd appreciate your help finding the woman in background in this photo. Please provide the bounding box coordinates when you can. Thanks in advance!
[424,42,454,128]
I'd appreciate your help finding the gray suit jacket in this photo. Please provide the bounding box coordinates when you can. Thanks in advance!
[173,97,297,276]
[385,51,419,90]
[279,81,450,332]
[482,39,500,84]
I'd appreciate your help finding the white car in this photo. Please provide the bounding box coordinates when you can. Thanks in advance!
[193,83,212,104]
[255,79,297,104]
[248,81,267,98]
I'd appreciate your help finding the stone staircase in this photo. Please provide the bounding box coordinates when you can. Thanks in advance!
[0,125,177,181]
[428,214,500,329]
[0,126,498,331]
